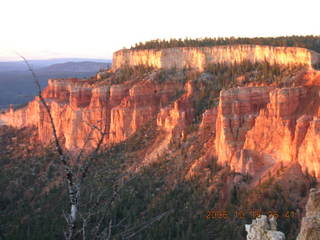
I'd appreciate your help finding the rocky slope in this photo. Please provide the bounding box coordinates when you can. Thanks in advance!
[113,45,320,71]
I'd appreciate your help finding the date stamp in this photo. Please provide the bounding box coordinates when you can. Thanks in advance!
[205,209,297,219]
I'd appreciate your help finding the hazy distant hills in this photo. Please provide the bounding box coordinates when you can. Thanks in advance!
[0,58,111,72]
[0,58,111,109]
[38,61,111,73]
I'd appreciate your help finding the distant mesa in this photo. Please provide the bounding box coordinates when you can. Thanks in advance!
[113,45,320,71]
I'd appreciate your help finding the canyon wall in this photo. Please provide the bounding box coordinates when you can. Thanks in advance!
[2,69,320,179]
[207,72,320,178]
[0,75,184,150]
[3,46,320,240]
[1,46,320,180]
[113,45,320,71]
[209,81,320,177]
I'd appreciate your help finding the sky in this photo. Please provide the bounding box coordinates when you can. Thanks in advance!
[0,0,319,61]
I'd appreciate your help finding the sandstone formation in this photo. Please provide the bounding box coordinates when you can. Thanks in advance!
[1,46,320,182]
[143,81,195,163]
[245,215,285,240]
[0,73,185,150]
[215,86,274,171]
[3,42,320,240]
[297,188,320,240]
[1,68,320,180]
[109,78,183,143]
[186,108,218,178]
[205,78,320,178]
[199,108,217,131]
[113,45,320,71]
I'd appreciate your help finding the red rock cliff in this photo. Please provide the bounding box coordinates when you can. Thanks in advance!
[210,71,320,177]
[0,73,185,150]
[2,47,320,180]
[113,45,320,71]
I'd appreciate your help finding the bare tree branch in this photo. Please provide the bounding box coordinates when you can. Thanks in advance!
[18,54,69,168]
[19,55,78,240]
[121,210,174,239]
[19,55,169,240]
[75,126,95,164]
[79,122,108,185]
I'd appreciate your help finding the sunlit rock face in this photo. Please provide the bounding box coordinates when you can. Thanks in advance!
[0,75,185,150]
[297,188,320,240]
[113,45,320,71]
[109,79,184,143]
[0,79,112,149]
[157,81,194,134]
[215,86,274,172]
[2,45,320,180]
[213,82,320,178]
[199,108,217,131]
[141,81,195,164]
[242,86,320,177]
[241,87,308,164]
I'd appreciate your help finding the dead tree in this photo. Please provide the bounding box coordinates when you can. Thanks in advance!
[20,56,171,239]
[20,55,108,239]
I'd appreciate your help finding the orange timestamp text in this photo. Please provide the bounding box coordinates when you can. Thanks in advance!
[205,209,297,220]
